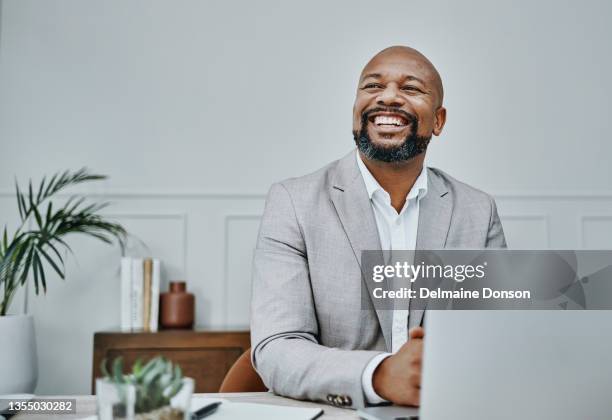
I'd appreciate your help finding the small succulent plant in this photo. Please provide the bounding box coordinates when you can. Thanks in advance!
[101,356,185,415]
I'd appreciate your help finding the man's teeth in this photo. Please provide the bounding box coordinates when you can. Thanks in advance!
[374,115,406,126]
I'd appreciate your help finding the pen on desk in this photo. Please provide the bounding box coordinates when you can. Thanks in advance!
[191,401,222,420]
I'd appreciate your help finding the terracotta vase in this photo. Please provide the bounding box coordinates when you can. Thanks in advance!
[160,281,195,329]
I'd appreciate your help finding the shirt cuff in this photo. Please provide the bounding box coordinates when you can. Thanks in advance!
[361,352,392,405]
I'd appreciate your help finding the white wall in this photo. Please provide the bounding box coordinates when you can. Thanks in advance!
[1,0,611,394]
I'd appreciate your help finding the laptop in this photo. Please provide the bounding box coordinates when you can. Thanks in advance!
[359,311,612,420]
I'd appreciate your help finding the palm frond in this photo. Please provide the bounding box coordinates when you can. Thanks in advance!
[0,168,127,315]
[14,168,107,224]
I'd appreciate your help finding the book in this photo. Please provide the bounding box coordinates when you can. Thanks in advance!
[142,258,153,332]
[150,259,161,332]
[120,257,132,331]
[131,258,144,330]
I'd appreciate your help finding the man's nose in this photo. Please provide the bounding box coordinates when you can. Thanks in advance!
[376,84,405,108]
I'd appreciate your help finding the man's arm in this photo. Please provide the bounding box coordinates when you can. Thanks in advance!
[485,197,507,248]
[250,183,384,408]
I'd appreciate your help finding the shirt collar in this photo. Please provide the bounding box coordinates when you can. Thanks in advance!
[356,150,429,202]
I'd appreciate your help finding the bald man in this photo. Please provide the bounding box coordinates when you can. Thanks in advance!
[250,46,506,409]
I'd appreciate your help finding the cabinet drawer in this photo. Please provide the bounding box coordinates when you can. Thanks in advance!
[92,330,250,394]
[105,348,243,392]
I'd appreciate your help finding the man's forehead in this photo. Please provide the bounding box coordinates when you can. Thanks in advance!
[360,53,435,83]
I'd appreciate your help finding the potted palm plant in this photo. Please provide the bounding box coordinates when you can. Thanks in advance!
[0,169,126,394]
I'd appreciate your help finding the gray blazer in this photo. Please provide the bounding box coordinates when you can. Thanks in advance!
[250,150,506,409]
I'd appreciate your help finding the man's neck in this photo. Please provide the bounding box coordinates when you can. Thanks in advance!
[359,152,425,213]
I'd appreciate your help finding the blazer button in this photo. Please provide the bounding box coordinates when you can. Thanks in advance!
[326,394,335,404]
[341,395,352,406]
[333,396,343,406]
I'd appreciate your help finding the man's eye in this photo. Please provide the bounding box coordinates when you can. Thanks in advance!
[363,83,383,89]
[402,85,422,92]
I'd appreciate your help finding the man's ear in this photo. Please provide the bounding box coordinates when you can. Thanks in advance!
[432,107,447,136]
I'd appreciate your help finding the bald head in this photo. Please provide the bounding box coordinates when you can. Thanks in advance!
[352,45,448,163]
[360,46,444,107]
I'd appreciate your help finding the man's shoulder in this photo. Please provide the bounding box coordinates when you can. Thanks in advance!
[272,156,345,198]
[427,167,496,205]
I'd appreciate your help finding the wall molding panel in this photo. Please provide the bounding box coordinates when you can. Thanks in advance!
[224,215,262,326]
[580,215,612,249]
[498,214,550,249]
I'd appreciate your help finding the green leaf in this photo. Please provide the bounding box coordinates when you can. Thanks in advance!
[138,357,158,380]
[44,173,58,198]
[132,358,143,377]
[36,176,46,203]
[37,246,65,280]
[143,359,163,387]
[33,252,46,293]
[15,180,25,220]
[33,205,43,229]
[58,170,69,190]
[52,236,74,256]
[28,180,34,209]
[80,202,109,216]
[46,240,64,265]
[159,372,172,388]
[32,251,40,295]
[19,244,36,286]
[2,227,8,253]
[19,194,28,222]
[100,358,110,378]
[112,357,124,383]
[45,202,53,225]
[164,374,183,399]
[61,196,83,216]
[10,239,30,278]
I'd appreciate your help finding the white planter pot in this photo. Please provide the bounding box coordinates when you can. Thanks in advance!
[0,315,38,394]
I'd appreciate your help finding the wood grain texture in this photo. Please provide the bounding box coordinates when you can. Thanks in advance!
[92,329,250,394]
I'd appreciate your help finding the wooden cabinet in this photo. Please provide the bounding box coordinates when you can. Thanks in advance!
[92,329,250,394]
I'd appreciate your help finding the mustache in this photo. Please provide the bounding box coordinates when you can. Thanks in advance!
[360,107,418,125]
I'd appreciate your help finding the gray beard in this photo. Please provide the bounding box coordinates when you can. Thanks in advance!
[352,128,431,163]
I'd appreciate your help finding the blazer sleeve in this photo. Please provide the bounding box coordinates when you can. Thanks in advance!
[250,183,383,409]
[485,197,507,248]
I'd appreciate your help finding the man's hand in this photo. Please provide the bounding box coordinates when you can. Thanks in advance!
[372,327,424,406]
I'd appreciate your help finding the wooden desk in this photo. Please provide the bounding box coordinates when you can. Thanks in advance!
[13,393,359,419]
[92,329,250,394]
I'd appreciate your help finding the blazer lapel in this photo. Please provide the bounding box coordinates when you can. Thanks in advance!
[329,152,393,351]
[416,170,452,249]
[410,169,452,329]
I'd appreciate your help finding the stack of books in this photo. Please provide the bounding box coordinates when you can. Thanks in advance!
[120,257,161,332]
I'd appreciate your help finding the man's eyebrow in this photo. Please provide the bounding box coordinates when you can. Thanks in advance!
[404,75,425,85]
[361,73,382,81]
[360,73,426,85]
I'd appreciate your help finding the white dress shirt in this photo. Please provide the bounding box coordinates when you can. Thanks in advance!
[355,151,428,404]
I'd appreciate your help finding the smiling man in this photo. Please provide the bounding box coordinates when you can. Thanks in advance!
[250,46,506,409]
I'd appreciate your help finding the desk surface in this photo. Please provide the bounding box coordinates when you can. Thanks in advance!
[13,393,360,420]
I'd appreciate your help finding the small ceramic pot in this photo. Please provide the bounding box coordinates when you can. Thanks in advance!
[160,282,194,329]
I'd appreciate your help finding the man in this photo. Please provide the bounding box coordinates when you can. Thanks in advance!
[250,45,506,409]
